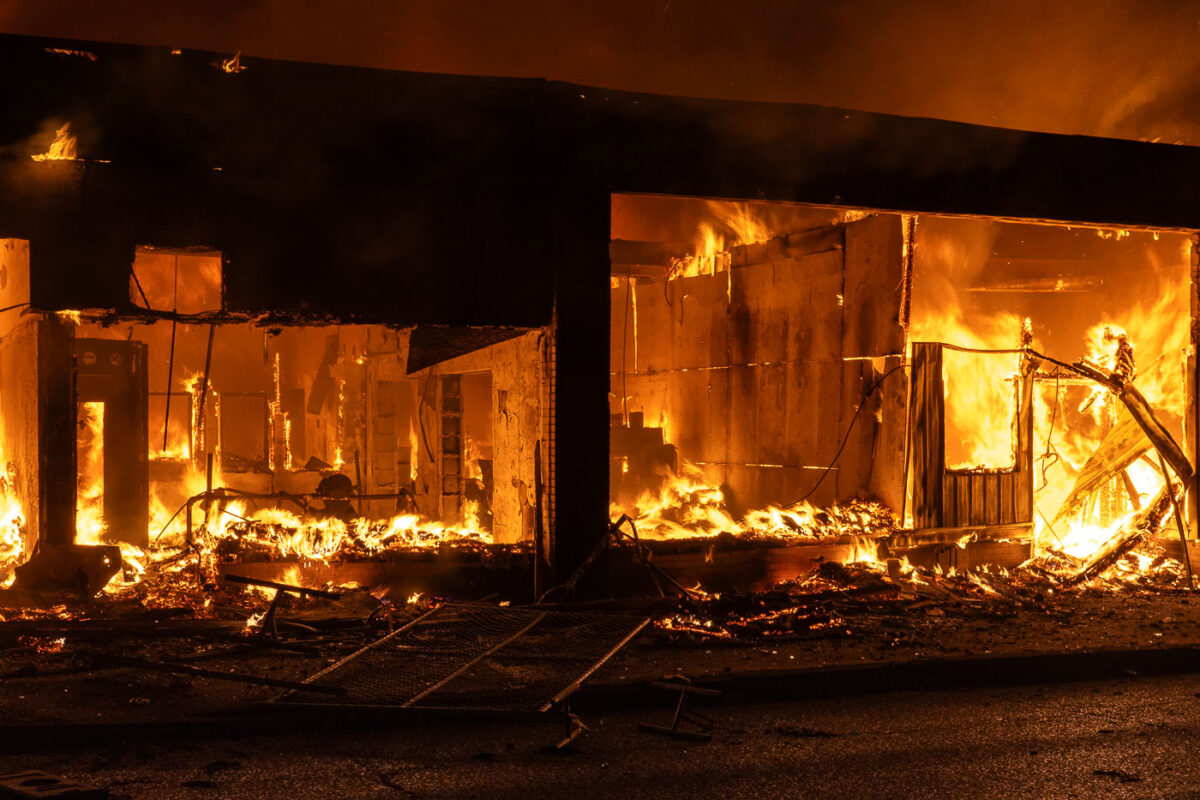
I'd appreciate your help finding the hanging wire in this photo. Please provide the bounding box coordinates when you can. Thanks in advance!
[1037,368,1062,491]
[791,362,909,506]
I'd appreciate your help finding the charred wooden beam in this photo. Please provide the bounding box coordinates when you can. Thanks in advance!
[1052,416,1150,525]
[1067,485,1175,586]
[405,325,533,374]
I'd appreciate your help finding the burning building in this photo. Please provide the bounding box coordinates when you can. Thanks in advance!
[0,32,1198,604]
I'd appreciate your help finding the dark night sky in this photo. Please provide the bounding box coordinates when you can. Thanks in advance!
[2,0,1200,143]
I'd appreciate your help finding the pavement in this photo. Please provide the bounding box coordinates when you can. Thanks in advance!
[5,670,1200,798]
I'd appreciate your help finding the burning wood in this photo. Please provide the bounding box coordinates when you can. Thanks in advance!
[1051,416,1151,526]
[1065,484,1176,586]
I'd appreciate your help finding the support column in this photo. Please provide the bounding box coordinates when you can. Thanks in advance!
[38,314,76,546]
[549,188,611,584]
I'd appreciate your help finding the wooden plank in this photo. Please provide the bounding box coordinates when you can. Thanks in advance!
[908,343,944,529]
[843,215,906,359]
[954,475,970,528]
[942,474,957,528]
[985,474,1002,525]
[998,472,1016,525]
[969,473,986,526]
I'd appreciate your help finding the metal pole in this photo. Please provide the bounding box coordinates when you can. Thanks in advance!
[1160,450,1195,592]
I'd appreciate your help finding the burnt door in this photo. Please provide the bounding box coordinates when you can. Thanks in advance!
[76,338,150,547]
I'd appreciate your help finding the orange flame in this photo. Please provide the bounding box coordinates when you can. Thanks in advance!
[75,401,106,545]
[32,124,77,162]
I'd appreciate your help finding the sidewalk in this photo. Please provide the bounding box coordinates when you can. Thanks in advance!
[1,591,1199,747]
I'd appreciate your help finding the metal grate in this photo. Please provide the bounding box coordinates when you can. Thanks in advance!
[284,603,648,712]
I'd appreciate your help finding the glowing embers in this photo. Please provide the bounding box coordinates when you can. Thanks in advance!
[31,123,77,162]
[129,250,223,314]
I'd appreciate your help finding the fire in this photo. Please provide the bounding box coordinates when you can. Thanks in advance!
[669,202,772,279]
[409,422,419,482]
[911,221,1188,570]
[32,124,78,162]
[75,401,106,544]
[910,220,1023,470]
[613,461,893,548]
[220,52,246,74]
[464,435,483,482]
[0,456,26,589]
[191,497,492,573]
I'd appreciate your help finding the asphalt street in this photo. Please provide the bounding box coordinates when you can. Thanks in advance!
[6,671,1200,799]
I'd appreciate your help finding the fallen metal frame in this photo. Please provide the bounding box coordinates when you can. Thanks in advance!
[280,603,650,718]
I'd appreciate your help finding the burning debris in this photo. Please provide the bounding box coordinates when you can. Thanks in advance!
[613,462,895,544]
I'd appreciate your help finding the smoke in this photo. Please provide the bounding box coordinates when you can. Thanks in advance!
[2,0,1200,142]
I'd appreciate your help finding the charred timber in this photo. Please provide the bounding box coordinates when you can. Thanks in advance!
[1067,486,1175,586]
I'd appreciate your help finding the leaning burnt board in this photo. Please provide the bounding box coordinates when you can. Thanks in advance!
[908,342,1034,530]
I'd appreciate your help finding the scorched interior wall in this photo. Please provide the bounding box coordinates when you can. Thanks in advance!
[611,211,906,514]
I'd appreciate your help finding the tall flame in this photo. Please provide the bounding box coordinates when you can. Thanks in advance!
[75,402,106,545]
[0,453,26,588]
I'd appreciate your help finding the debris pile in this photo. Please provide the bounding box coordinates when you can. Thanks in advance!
[656,536,1192,643]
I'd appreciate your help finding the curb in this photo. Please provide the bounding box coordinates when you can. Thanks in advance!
[572,644,1200,710]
